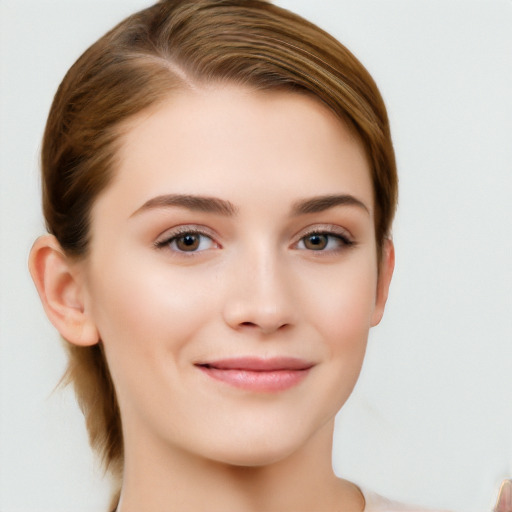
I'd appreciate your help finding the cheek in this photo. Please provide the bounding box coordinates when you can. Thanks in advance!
[306,259,378,352]
[291,259,378,428]
[85,257,220,366]
[84,258,224,425]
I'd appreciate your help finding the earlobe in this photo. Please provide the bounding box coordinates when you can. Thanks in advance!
[29,235,99,346]
[370,238,395,327]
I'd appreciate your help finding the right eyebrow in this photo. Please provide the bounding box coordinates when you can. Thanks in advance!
[130,194,238,217]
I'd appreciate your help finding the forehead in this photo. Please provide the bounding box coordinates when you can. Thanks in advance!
[99,85,373,218]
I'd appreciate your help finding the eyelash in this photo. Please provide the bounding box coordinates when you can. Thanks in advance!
[154,225,355,254]
[154,227,219,254]
[293,227,355,253]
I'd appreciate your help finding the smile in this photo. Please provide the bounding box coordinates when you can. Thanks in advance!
[195,357,314,392]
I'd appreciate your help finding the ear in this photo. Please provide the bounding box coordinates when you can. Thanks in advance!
[370,238,395,327]
[29,235,99,346]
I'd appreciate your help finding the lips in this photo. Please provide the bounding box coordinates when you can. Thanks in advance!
[195,357,314,392]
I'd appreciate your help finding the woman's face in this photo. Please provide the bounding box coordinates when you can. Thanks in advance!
[79,85,392,467]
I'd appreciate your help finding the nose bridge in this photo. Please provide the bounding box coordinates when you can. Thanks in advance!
[223,241,295,334]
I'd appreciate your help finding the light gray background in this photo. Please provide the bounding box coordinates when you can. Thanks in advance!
[1,1,511,511]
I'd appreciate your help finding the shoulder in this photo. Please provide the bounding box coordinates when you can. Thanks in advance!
[361,488,450,512]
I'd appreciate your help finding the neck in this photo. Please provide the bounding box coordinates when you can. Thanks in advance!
[116,420,364,512]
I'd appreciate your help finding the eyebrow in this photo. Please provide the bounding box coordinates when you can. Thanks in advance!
[131,193,369,218]
[131,194,238,217]
[291,194,370,215]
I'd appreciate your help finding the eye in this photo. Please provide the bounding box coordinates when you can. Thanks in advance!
[155,228,218,253]
[296,230,353,252]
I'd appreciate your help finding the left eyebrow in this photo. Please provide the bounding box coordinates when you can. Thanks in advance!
[291,194,370,216]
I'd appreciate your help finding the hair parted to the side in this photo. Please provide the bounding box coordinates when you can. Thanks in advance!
[41,0,397,495]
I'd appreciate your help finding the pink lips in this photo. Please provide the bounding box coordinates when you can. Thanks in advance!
[196,357,313,392]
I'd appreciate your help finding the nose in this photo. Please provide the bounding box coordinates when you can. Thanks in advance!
[222,251,296,335]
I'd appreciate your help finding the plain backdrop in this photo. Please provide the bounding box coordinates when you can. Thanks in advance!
[1,1,511,511]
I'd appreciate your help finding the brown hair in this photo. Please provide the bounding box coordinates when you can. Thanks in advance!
[41,0,397,494]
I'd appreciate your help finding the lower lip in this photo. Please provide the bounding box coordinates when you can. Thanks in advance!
[197,366,311,392]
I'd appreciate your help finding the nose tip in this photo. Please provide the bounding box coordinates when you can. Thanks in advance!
[224,301,292,335]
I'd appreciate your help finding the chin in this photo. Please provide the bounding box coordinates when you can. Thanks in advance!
[209,445,298,469]
[196,423,320,469]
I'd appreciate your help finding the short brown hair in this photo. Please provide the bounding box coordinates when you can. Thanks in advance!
[41,0,397,491]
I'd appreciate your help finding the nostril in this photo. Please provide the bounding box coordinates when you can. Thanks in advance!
[238,321,291,334]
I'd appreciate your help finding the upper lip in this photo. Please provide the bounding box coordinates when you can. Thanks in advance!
[196,357,314,371]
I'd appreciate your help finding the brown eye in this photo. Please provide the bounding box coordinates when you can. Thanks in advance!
[296,231,353,252]
[158,231,217,253]
[175,234,201,251]
[155,228,218,254]
[303,234,329,250]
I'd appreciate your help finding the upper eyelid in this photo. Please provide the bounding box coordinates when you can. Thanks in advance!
[292,223,354,241]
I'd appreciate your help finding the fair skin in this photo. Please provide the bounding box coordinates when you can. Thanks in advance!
[30,85,394,512]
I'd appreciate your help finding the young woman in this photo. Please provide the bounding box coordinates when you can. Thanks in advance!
[28,1,446,510]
